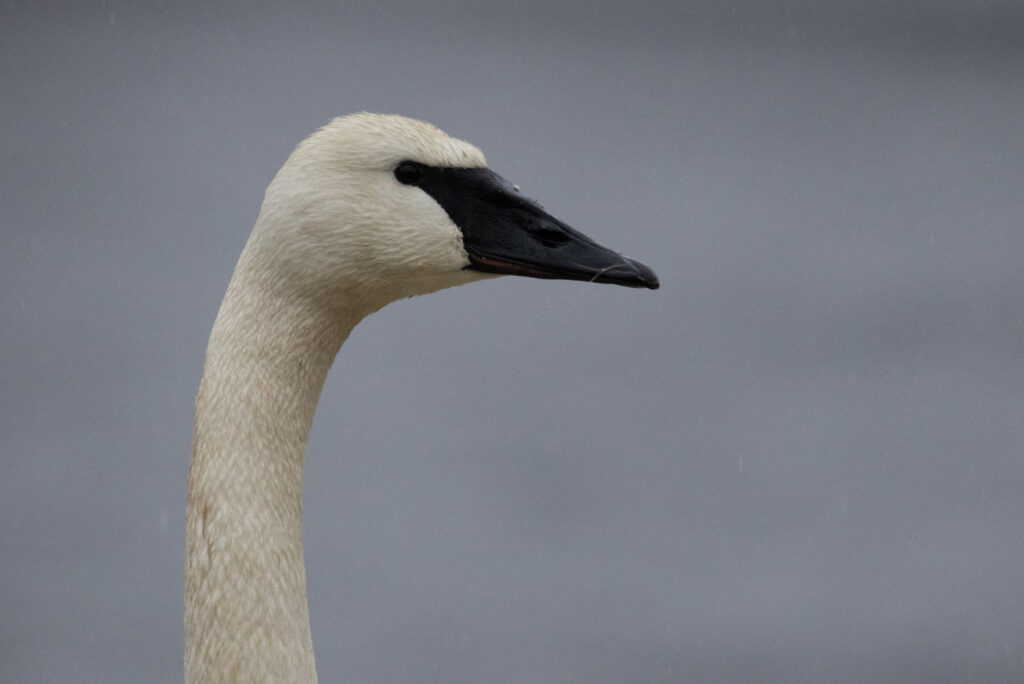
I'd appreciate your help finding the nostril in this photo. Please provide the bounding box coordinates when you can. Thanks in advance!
[528,224,570,248]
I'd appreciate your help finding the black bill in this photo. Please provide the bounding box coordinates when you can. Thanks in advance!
[399,161,659,290]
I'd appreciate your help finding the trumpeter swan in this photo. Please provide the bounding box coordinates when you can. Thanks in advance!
[185,113,658,682]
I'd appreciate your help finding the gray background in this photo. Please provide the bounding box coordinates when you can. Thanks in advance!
[2,1,1023,682]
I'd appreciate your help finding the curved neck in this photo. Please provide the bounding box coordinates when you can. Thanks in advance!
[185,255,360,683]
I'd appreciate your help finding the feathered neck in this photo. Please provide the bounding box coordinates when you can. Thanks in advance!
[185,249,359,682]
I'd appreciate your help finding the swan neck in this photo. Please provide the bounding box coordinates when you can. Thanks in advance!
[185,260,358,683]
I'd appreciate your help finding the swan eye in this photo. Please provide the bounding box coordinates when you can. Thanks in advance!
[394,162,423,185]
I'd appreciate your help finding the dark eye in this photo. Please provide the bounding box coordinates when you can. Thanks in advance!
[394,162,422,185]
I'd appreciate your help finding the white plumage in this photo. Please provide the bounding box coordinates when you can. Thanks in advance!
[186,113,655,682]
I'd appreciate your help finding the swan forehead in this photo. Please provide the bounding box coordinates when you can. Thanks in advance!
[312,113,486,170]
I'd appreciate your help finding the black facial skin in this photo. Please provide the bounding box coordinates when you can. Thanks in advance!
[394,161,659,290]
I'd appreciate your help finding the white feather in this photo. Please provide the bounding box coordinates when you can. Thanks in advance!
[186,114,494,683]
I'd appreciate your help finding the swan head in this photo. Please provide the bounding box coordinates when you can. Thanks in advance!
[245,113,658,313]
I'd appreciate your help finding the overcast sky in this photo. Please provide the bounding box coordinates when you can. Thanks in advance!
[2,2,1023,682]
